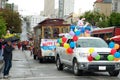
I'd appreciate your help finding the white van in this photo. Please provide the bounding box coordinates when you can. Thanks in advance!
[55,37,120,76]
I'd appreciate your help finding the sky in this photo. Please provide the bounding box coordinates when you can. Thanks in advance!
[8,0,96,15]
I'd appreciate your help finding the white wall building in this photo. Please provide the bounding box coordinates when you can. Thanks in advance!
[58,0,74,18]
[112,0,120,13]
[28,15,47,31]
[64,0,74,16]
[44,0,55,17]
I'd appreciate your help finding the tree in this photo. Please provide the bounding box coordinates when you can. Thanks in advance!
[80,11,109,28]
[0,16,6,38]
[109,12,120,27]
[0,9,22,33]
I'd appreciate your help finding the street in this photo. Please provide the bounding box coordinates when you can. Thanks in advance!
[4,49,120,80]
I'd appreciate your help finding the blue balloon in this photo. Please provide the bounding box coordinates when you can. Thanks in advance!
[114,52,120,58]
[85,26,91,31]
[109,42,115,48]
[80,27,85,33]
[57,39,59,43]
[70,42,75,48]
[75,30,81,36]
[70,25,75,30]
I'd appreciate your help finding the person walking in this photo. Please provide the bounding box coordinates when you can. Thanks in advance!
[3,40,14,78]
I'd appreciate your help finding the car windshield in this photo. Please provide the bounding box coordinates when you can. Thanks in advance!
[76,38,108,48]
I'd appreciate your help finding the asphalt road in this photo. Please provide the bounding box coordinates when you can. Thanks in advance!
[3,49,120,80]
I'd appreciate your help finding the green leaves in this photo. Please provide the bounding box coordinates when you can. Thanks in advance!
[80,11,120,28]
[0,9,22,33]
[0,16,6,38]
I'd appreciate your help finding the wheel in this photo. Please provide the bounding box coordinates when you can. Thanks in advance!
[108,70,119,76]
[39,58,43,63]
[56,57,63,71]
[73,60,83,76]
[33,55,37,60]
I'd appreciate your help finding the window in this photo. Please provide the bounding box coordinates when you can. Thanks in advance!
[44,27,51,39]
[53,28,59,38]
[62,27,68,33]
[77,39,108,48]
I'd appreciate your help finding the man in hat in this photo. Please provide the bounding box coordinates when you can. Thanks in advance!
[3,40,14,78]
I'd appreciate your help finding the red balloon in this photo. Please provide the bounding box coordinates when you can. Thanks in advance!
[67,48,73,54]
[62,37,67,43]
[87,56,93,61]
[73,36,78,41]
[111,49,117,55]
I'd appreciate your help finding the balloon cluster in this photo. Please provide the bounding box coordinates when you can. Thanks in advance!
[108,41,120,61]
[57,25,91,55]
[87,48,101,61]
[87,42,120,62]
[69,25,91,37]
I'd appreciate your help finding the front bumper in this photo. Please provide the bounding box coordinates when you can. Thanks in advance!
[78,61,120,71]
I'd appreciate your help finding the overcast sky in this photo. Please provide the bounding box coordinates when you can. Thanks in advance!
[8,0,96,15]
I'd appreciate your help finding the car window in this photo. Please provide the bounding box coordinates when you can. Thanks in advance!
[76,38,108,48]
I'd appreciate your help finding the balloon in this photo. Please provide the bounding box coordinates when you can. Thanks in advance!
[62,37,67,43]
[107,55,114,61]
[80,27,85,33]
[69,30,75,36]
[110,48,117,55]
[114,58,120,61]
[91,52,98,58]
[57,39,59,43]
[64,43,70,49]
[59,38,62,43]
[74,28,78,32]
[67,48,73,54]
[70,41,75,48]
[75,30,81,36]
[114,52,120,58]
[73,36,78,41]
[114,44,119,50]
[89,48,94,54]
[85,30,90,34]
[70,25,75,30]
[85,26,91,31]
[56,43,60,47]
[95,54,101,60]
[109,42,115,48]
[87,56,93,61]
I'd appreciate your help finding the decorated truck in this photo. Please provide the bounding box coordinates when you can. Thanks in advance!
[55,25,120,76]
[33,19,70,63]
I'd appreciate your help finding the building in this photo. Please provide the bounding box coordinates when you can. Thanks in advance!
[112,0,120,13]
[58,0,74,18]
[44,0,55,17]
[93,0,112,16]
[0,0,8,9]
[26,15,47,31]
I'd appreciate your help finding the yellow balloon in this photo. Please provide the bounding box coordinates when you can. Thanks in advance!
[64,43,70,49]
[56,43,60,47]
[114,44,119,50]
[89,48,94,54]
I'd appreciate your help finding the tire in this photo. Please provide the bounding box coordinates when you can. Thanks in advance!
[33,55,37,60]
[39,58,43,63]
[73,60,83,76]
[56,57,63,71]
[108,70,119,76]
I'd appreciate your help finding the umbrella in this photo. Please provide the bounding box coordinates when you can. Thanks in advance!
[2,36,19,44]
[111,35,120,41]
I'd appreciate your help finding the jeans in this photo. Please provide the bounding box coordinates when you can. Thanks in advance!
[3,59,12,76]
